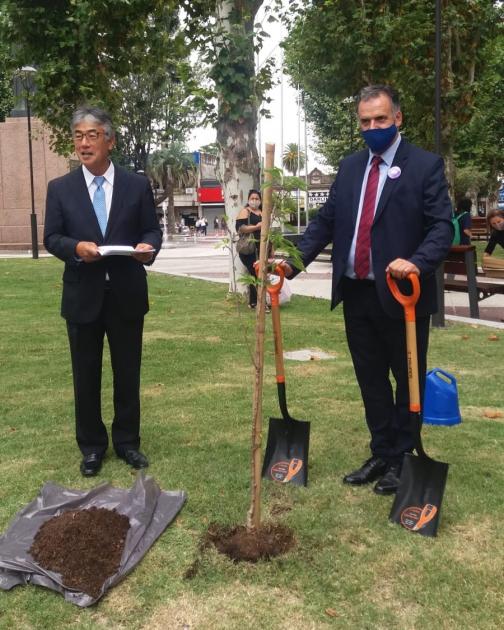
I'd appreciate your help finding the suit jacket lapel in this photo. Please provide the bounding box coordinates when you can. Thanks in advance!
[374,139,409,223]
[105,164,127,239]
[351,151,370,226]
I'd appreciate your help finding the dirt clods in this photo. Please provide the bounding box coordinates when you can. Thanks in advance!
[204,522,295,562]
[29,506,130,598]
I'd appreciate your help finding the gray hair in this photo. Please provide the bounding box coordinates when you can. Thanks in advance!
[357,85,401,115]
[71,106,115,139]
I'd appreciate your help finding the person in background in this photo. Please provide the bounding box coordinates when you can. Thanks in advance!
[281,85,453,495]
[235,189,264,309]
[454,197,472,245]
[44,106,162,477]
[485,209,504,255]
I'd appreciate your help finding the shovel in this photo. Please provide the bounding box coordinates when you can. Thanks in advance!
[261,265,310,486]
[387,272,449,537]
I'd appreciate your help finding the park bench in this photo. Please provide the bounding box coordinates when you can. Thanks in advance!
[470,216,489,241]
[443,245,504,318]
[283,237,504,319]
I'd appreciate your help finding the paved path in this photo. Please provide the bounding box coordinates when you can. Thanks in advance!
[151,239,504,329]
[3,238,503,328]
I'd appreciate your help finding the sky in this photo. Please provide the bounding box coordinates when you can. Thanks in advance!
[186,4,326,173]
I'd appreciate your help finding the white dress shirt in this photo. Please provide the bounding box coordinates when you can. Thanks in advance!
[346,133,402,279]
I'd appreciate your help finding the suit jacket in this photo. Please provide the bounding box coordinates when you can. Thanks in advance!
[44,165,162,323]
[293,138,453,318]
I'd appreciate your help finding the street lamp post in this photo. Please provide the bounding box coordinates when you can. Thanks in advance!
[19,66,38,259]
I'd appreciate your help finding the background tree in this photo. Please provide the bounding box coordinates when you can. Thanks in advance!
[115,60,211,172]
[147,143,196,237]
[283,0,502,195]
[282,142,306,176]
[1,0,208,160]
[189,0,274,287]
[0,4,13,122]
[454,30,504,205]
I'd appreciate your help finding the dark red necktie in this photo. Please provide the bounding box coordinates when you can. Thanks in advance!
[354,156,382,279]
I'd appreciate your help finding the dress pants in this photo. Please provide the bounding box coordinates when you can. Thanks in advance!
[341,278,430,463]
[66,287,144,456]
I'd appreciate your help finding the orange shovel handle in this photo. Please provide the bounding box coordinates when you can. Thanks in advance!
[266,264,285,308]
[386,272,421,411]
[385,272,420,322]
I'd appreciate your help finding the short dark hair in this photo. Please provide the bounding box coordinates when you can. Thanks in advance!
[357,85,401,114]
[71,106,114,139]
[456,197,472,214]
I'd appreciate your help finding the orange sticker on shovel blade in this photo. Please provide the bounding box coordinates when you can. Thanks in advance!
[270,458,303,483]
[400,504,438,531]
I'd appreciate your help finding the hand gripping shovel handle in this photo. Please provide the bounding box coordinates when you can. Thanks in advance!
[386,272,428,458]
[267,265,290,419]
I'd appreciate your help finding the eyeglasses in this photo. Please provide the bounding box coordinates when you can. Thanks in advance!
[73,130,105,142]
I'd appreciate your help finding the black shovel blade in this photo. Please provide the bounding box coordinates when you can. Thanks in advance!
[389,453,449,537]
[262,416,310,486]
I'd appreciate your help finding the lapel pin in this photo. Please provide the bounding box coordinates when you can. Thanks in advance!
[388,166,401,179]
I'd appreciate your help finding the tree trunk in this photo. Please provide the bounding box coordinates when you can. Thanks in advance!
[217,116,260,292]
[166,181,176,239]
[215,0,261,293]
[247,143,274,532]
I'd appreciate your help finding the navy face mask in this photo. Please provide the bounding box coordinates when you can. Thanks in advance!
[361,124,397,154]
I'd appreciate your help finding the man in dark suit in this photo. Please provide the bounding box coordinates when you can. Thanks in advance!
[44,106,162,477]
[283,85,453,494]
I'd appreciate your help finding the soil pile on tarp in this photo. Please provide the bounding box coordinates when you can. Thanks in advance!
[204,523,295,562]
[29,507,130,598]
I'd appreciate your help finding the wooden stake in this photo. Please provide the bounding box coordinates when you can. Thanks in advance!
[247,143,275,531]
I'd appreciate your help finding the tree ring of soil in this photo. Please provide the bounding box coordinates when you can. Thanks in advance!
[204,522,295,562]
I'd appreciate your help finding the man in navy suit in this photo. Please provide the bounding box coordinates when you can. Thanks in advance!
[283,85,453,494]
[44,106,162,476]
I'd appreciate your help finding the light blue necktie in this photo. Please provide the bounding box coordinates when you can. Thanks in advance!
[92,176,107,236]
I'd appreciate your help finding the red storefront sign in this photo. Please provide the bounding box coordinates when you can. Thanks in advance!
[197,187,224,203]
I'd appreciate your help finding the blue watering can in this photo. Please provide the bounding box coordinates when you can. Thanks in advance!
[423,368,461,426]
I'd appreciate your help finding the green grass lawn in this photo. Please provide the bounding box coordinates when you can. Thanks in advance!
[1,258,503,629]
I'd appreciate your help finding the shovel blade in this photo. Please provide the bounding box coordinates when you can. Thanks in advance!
[389,453,449,537]
[262,416,310,486]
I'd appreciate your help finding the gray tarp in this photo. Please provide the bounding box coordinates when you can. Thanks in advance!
[0,473,186,606]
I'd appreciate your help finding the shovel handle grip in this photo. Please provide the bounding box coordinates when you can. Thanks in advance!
[266,264,285,308]
[386,272,420,321]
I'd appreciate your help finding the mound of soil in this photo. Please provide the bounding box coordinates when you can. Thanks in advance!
[204,522,295,562]
[29,507,130,598]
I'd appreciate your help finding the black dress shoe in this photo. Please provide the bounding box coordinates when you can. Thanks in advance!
[374,464,402,495]
[343,456,387,485]
[80,453,103,477]
[118,449,149,469]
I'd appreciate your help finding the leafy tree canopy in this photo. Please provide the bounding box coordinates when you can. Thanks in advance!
[1,0,212,158]
[282,142,305,176]
[283,0,502,193]
[0,5,14,121]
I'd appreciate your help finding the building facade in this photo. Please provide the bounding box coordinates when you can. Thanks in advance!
[0,116,69,250]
